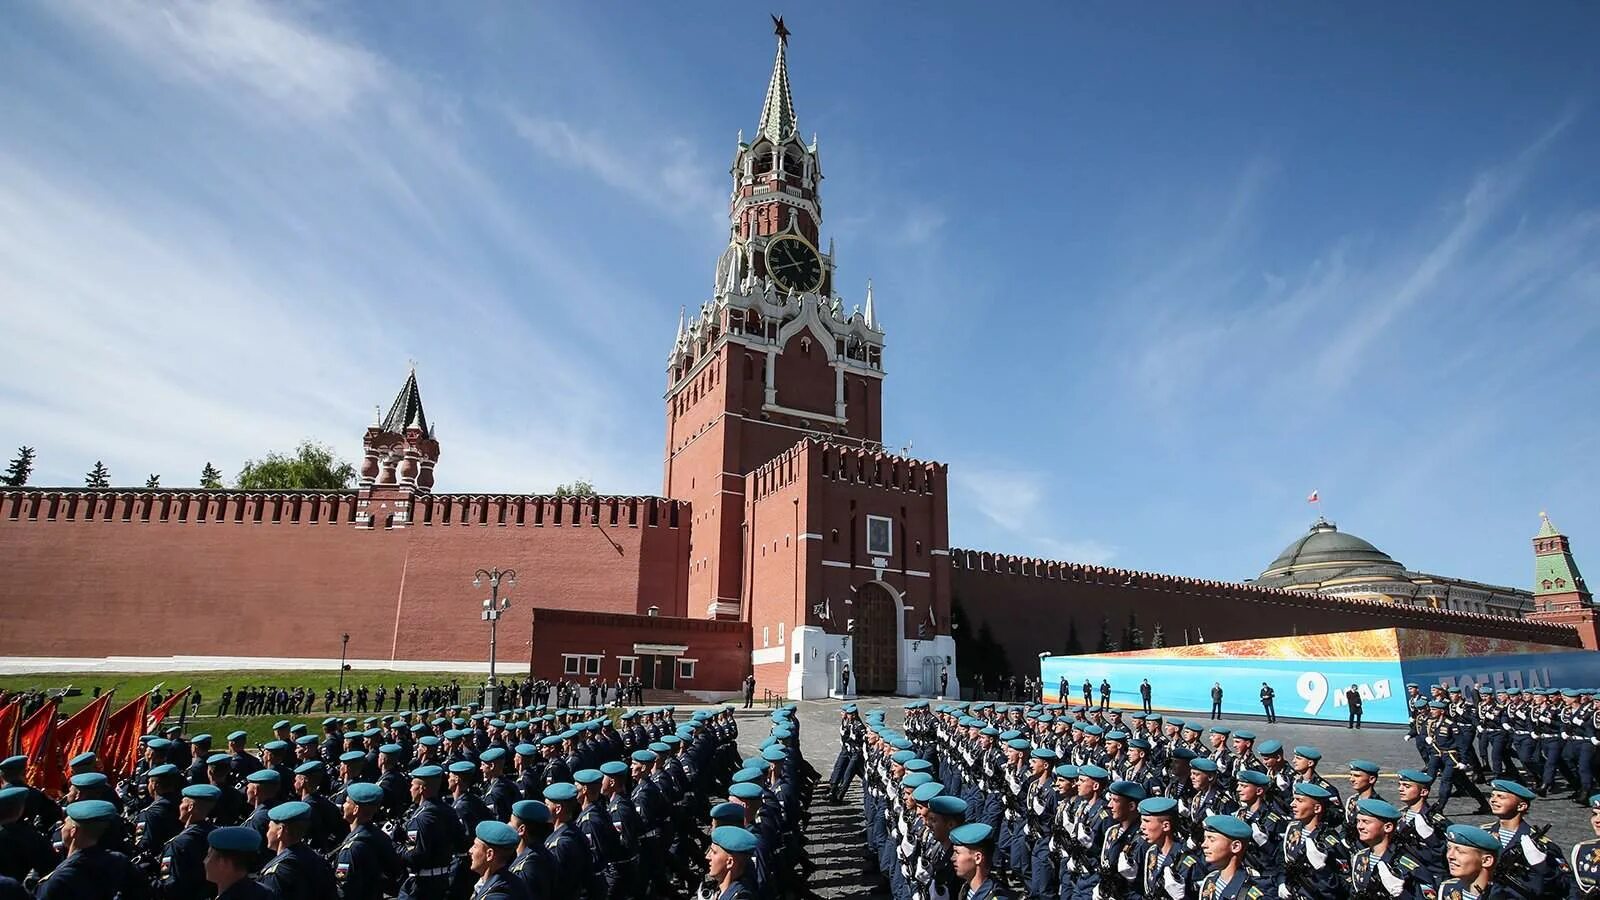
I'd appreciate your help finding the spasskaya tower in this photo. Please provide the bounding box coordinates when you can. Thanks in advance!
[663,17,887,620]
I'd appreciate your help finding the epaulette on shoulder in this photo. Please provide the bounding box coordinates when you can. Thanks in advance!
[1393,854,1420,874]
[1244,887,1265,900]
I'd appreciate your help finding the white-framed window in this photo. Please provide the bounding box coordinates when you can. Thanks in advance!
[617,657,637,678]
[763,626,770,648]
[867,515,893,556]
[678,658,697,680]
[778,622,785,645]
[562,654,603,676]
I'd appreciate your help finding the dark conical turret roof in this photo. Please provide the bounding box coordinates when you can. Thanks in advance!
[380,369,430,437]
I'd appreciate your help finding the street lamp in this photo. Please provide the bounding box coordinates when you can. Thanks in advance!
[473,567,517,712]
[338,633,351,697]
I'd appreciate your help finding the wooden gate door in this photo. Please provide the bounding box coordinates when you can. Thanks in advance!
[854,585,899,694]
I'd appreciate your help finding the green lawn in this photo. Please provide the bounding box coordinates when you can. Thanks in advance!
[0,670,485,746]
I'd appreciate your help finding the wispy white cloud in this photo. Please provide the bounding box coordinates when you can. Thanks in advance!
[950,466,1117,565]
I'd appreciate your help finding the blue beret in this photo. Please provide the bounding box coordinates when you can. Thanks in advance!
[1054,764,1079,780]
[631,749,658,764]
[1348,759,1380,775]
[539,736,562,747]
[146,763,180,779]
[599,761,628,777]
[448,761,476,775]
[269,801,311,823]
[929,795,968,818]
[339,751,365,764]
[573,768,603,785]
[760,747,787,763]
[1397,768,1434,785]
[476,820,519,849]
[1139,797,1179,816]
[1083,725,1104,736]
[1190,758,1218,773]
[1169,748,1198,761]
[295,735,317,746]
[1109,780,1147,800]
[0,786,26,807]
[293,761,324,776]
[207,753,231,765]
[479,747,506,763]
[1128,739,1151,751]
[731,769,761,784]
[1356,799,1402,821]
[262,740,289,753]
[1257,740,1283,755]
[1205,814,1252,840]
[69,752,98,766]
[379,744,404,755]
[1293,746,1321,761]
[710,801,747,823]
[1030,747,1058,762]
[1078,765,1109,781]
[209,826,262,853]
[147,739,172,751]
[246,769,280,784]
[1006,738,1031,751]
[648,742,669,753]
[901,773,933,789]
[512,799,550,824]
[949,822,996,847]
[712,825,757,854]
[515,743,539,757]
[729,782,764,801]
[543,783,578,803]
[272,720,291,730]
[183,784,221,800]
[346,782,384,805]
[70,772,108,788]
[1491,779,1535,801]
[411,765,444,780]
[911,783,945,803]
[1446,824,1502,852]
[1237,770,1270,787]
[904,759,933,773]
[1232,730,1255,741]
[418,736,441,748]
[1293,782,1332,800]
[1211,726,1231,736]
[1167,718,1186,728]
[891,750,917,764]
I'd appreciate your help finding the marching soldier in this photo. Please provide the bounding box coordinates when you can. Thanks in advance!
[1347,799,1437,900]
[950,822,1010,900]
[1134,797,1204,900]
[333,781,404,900]
[1393,769,1450,883]
[507,800,555,900]
[1234,769,1286,890]
[1481,779,1567,898]
[156,784,219,900]
[1343,760,1384,845]
[1439,824,1511,900]
[1196,815,1268,899]
[1281,783,1349,900]
[34,800,145,900]
[466,820,531,900]
[397,765,466,900]
[258,801,338,900]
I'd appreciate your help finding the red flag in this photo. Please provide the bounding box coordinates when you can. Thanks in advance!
[145,687,191,731]
[101,692,150,782]
[39,692,113,797]
[18,697,61,788]
[0,700,20,757]
[1307,490,1319,503]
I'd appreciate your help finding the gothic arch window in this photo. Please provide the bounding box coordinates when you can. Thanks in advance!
[753,150,774,177]
[1557,578,1567,587]
[1543,579,1553,590]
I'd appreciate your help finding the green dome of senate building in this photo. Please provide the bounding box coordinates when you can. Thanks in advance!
[1255,518,1408,590]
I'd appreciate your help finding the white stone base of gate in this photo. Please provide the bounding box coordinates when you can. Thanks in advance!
[785,627,960,700]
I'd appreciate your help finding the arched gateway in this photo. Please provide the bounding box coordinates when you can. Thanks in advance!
[853,582,900,694]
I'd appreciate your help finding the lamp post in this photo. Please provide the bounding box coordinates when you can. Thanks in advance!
[338,633,351,696]
[474,567,517,713]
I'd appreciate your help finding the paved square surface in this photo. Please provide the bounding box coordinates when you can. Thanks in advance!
[737,699,1598,898]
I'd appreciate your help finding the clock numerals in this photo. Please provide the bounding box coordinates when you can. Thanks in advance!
[765,236,822,294]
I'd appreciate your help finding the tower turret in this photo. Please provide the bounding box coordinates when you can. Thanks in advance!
[357,367,439,529]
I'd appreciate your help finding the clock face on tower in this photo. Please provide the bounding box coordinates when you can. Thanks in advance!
[764,235,823,294]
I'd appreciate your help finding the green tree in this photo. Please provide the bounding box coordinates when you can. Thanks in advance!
[145,474,161,489]
[553,479,597,498]
[1064,620,1083,655]
[1126,612,1145,651]
[236,441,355,490]
[200,462,224,489]
[85,461,110,488]
[1151,622,1166,649]
[2,446,34,487]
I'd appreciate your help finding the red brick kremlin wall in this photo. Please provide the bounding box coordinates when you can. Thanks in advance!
[949,549,1584,670]
[0,490,690,664]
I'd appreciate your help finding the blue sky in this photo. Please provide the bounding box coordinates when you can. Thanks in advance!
[2,2,1597,591]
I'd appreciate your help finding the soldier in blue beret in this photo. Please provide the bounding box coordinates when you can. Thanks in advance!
[466,820,529,900]
[627,750,671,899]
[1282,782,1348,899]
[1234,768,1286,889]
[204,826,272,900]
[135,763,185,864]
[598,761,643,896]
[1200,815,1267,898]
[202,753,249,826]
[258,801,337,900]
[397,765,467,900]
[1347,798,1437,899]
[507,800,554,900]
[1135,796,1204,899]
[157,783,220,900]
[541,782,593,897]
[448,760,492,837]
[289,760,345,853]
[35,800,144,900]
[331,781,403,900]
[1437,824,1506,899]
[0,784,56,887]
[476,747,518,823]
[572,769,627,899]
[950,822,1008,900]
[1392,769,1448,882]
[1023,747,1060,896]
[1483,779,1565,898]
[1342,760,1384,845]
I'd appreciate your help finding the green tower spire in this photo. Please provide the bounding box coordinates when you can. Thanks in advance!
[1533,512,1590,609]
